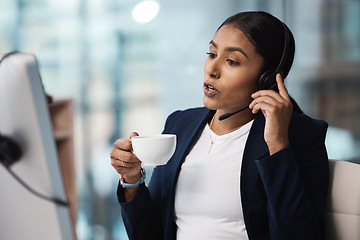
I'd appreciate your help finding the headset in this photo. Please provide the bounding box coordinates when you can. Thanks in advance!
[258,22,289,91]
[219,22,290,121]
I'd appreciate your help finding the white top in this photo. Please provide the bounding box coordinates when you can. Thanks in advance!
[174,120,254,240]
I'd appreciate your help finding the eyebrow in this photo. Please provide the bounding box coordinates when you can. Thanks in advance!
[209,40,249,59]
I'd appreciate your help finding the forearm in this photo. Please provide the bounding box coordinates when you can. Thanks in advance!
[267,139,289,156]
[256,147,327,239]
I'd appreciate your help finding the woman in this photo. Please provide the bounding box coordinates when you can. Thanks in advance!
[110,11,329,240]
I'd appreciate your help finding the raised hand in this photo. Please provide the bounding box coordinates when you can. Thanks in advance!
[249,74,293,155]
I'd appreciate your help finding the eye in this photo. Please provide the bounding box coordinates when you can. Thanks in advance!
[226,59,240,66]
[206,52,216,59]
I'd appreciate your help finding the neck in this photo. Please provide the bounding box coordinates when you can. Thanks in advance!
[210,108,255,135]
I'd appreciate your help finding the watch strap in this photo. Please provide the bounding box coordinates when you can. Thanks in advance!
[120,167,146,188]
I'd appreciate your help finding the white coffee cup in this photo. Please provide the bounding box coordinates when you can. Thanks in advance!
[131,134,177,166]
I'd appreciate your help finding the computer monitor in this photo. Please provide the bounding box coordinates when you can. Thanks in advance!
[0,53,75,240]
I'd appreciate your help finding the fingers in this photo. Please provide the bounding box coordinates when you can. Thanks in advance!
[111,157,140,170]
[251,74,287,100]
[249,91,287,114]
[276,73,290,101]
[250,99,276,115]
[129,131,139,139]
[110,146,137,163]
[113,132,139,151]
[110,146,141,176]
[249,94,279,108]
[114,138,132,151]
[110,133,142,178]
[249,74,292,114]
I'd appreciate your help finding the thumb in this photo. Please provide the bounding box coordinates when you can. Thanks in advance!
[129,132,139,139]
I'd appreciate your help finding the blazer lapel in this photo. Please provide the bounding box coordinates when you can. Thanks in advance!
[161,108,214,239]
[162,108,214,188]
[241,112,270,238]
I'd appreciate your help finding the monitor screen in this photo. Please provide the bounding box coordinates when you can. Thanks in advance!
[0,53,75,240]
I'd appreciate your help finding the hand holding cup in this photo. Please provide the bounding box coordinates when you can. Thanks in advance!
[111,133,177,183]
[110,132,142,184]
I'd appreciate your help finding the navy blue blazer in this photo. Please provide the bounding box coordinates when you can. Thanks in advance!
[118,107,329,240]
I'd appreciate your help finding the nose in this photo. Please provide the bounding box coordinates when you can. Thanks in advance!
[205,58,220,79]
[210,72,218,78]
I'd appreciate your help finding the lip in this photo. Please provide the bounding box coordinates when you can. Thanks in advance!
[203,82,219,97]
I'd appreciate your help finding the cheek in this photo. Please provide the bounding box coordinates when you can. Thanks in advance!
[229,70,258,91]
[246,76,259,92]
[224,73,259,102]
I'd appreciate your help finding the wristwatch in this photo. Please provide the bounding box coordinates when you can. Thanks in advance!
[120,167,146,188]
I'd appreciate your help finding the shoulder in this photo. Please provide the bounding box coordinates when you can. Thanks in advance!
[163,107,212,134]
[165,107,210,126]
[167,107,209,118]
[289,111,328,145]
[290,112,328,133]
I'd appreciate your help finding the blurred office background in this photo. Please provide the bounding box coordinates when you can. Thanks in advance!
[0,0,359,239]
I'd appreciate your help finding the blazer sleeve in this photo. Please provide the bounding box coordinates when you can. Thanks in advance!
[255,119,329,240]
[118,182,163,240]
[117,111,180,240]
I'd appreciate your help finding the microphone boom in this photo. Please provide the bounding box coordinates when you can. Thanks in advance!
[218,104,250,121]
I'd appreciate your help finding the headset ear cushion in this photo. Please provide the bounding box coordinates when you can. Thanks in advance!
[259,71,277,90]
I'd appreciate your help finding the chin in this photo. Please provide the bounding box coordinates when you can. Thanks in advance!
[202,98,216,110]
